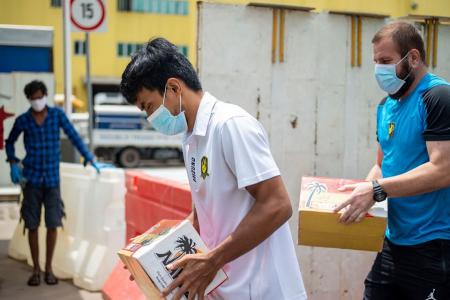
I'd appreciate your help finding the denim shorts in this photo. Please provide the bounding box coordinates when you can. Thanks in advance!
[21,183,65,230]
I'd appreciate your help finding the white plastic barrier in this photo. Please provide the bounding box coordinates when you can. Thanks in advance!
[7,222,30,261]
[72,167,126,290]
[7,163,126,291]
[3,195,28,260]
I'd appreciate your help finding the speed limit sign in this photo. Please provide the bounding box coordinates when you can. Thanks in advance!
[71,0,107,32]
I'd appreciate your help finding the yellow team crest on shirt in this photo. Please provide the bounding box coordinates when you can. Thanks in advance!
[201,156,209,180]
[388,122,395,139]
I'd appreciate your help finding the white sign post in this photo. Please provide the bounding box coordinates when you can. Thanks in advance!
[63,0,72,116]
[70,0,107,152]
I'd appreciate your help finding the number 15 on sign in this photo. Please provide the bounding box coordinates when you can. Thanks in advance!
[71,0,107,32]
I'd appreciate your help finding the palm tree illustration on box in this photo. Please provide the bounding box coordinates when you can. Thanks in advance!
[175,236,198,255]
[155,236,199,280]
[305,181,327,208]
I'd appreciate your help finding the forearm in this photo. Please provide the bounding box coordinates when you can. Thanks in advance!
[5,147,19,163]
[72,138,93,161]
[5,140,13,160]
[208,198,291,269]
[366,164,382,181]
[5,126,21,162]
[379,161,450,198]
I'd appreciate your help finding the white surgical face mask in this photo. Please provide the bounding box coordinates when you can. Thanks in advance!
[374,52,411,95]
[146,85,188,135]
[30,96,47,112]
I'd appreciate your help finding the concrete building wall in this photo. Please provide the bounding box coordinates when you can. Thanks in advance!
[197,3,450,299]
[433,23,450,80]
[1,0,448,110]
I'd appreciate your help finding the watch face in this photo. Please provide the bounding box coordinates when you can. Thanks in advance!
[375,192,386,202]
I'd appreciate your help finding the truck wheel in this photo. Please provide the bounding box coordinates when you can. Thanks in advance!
[118,147,141,168]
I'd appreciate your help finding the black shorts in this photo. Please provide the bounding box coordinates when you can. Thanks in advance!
[364,238,450,300]
[21,183,65,230]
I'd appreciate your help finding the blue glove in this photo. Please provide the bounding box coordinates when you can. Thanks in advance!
[90,161,101,174]
[83,159,101,174]
[84,158,115,174]
[95,162,115,169]
[10,164,23,184]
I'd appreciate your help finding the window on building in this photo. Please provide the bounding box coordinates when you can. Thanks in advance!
[74,40,86,56]
[117,42,142,57]
[51,0,62,7]
[178,45,188,57]
[118,0,131,11]
[117,42,188,58]
[117,43,126,57]
[117,43,189,57]
[127,44,135,56]
[118,0,189,15]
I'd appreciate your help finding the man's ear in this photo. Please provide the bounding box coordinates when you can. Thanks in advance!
[409,49,421,68]
[166,78,182,95]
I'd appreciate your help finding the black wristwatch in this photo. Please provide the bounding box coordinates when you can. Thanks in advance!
[372,180,387,202]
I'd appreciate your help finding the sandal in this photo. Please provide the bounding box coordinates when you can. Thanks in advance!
[44,272,59,285]
[27,272,40,286]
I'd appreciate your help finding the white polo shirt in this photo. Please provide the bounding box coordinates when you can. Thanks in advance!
[182,92,307,300]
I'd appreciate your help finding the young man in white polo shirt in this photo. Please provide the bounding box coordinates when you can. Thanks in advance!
[120,38,307,300]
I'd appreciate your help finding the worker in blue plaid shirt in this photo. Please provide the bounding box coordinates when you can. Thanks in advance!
[5,80,100,287]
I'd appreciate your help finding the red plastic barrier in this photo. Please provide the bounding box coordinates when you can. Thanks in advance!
[102,170,192,300]
[124,170,192,240]
[102,262,146,300]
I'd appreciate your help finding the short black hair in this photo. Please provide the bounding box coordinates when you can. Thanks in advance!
[24,80,47,99]
[120,37,202,104]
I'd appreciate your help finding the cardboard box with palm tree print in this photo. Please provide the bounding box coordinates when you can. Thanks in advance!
[118,219,228,300]
[298,177,387,252]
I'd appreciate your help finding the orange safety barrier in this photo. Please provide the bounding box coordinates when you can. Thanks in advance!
[102,262,146,300]
[124,170,192,240]
[102,170,192,300]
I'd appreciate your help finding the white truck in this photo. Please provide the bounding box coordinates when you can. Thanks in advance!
[73,92,183,168]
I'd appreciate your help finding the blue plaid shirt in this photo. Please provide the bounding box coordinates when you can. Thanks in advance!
[5,106,93,188]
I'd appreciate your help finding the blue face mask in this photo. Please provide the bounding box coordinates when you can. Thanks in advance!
[146,85,188,135]
[374,52,411,95]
